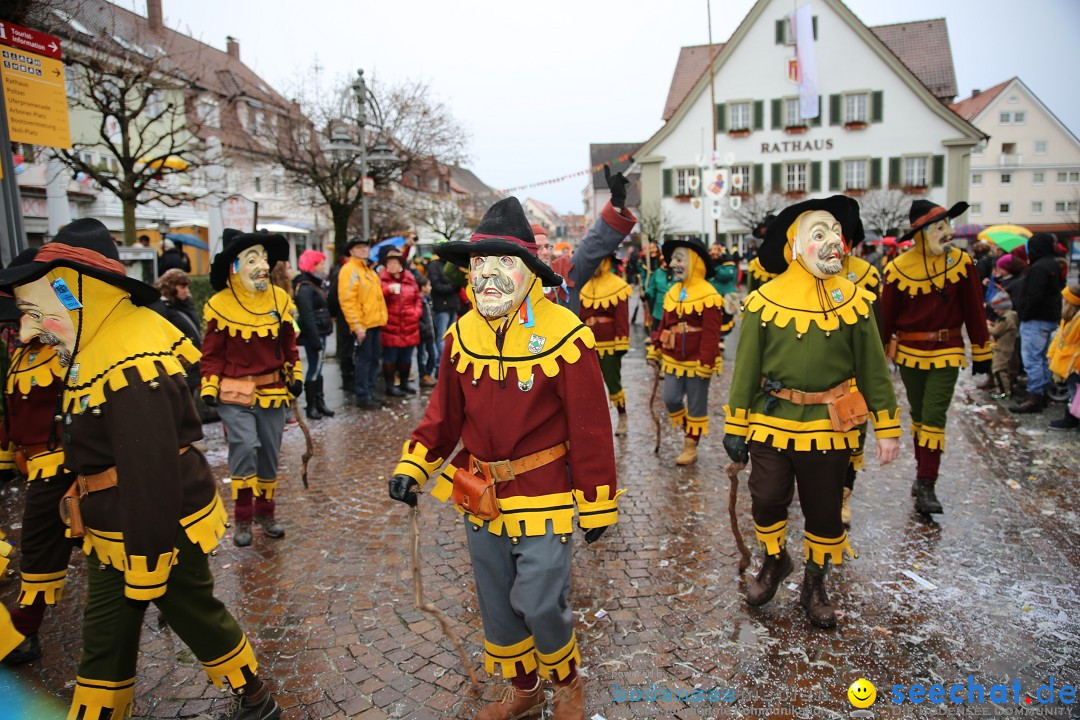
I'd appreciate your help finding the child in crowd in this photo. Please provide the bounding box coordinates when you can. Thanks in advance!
[416,278,438,388]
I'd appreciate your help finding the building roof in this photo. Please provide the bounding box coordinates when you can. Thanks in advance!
[589,143,641,189]
[448,165,497,197]
[950,78,1014,121]
[869,18,958,102]
[661,17,957,122]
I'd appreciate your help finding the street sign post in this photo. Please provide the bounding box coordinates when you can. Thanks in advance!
[0,20,70,262]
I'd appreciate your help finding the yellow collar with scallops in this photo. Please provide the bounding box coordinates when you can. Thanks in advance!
[203,283,296,339]
[580,259,632,309]
[743,258,874,333]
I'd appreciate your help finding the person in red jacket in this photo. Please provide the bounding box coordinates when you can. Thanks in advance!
[380,248,422,397]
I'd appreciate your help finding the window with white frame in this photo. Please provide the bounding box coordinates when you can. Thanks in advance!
[1034,172,1045,185]
[65,65,81,100]
[999,202,1011,215]
[1058,171,1080,183]
[1013,111,1026,124]
[145,89,165,120]
[1008,95,1019,104]
[675,167,699,196]
[844,159,868,190]
[1031,201,1043,215]
[1001,173,1012,186]
[903,156,928,187]
[196,97,220,128]
[999,111,1011,124]
[251,109,265,135]
[254,175,262,194]
[1056,200,1079,213]
[730,164,752,193]
[785,98,801,127]
[970,203,982,215]
[786,162,808,193]
[1035,141,1048,155]
[844,92,868,123]
[729,102,752,131]
[972,173,983,186]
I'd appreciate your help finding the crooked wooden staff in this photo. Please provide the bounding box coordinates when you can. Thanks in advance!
[408,488,481,692]
[284,364,314,488]
[725,462,751,573]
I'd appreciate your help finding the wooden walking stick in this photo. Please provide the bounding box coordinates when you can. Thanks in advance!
[726,462,752,573]
[409,491,481,692]
[285,364,315,489]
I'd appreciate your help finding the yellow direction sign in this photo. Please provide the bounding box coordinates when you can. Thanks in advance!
[0,21,71,149]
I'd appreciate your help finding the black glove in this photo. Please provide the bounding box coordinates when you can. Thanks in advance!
[287,380,304,398]
[583,526,607,544]
[971,359,991,376]
[202,393,218,407]
[388,474,418,506]
[723,434,749,464]
[604,164,630,210]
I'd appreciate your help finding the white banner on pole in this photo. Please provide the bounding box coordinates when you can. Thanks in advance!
[791,4,819,120]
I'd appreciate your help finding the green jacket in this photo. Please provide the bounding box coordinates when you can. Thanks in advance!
[645,267,674,323]
[724,262,901,451]
[709,262,737,296]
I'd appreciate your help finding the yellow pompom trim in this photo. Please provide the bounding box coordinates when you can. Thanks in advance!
[883,248,972,296]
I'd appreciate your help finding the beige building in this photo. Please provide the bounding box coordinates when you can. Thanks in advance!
[952,78,1080,237]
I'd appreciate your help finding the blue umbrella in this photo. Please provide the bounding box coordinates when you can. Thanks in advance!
[165,232,209,250]
[371,235,405,263]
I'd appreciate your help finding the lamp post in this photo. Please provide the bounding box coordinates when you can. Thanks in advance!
[350,69,400,244]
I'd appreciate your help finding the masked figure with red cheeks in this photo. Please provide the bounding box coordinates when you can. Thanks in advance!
[650,237,723,466]
[723,196,901,630]
[881,200,992,516]
[0,219,281,720]
[200,230,303,548]
[388,197,623,720]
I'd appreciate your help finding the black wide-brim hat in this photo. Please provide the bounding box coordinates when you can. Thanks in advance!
[343,236,371,253]
[760,196,864,275]
[0,219,159,305]
[662,236,717,279]
[751,213,777,240]
[210,229,289,291]
[436,197,562,287]
[899,199,969,241]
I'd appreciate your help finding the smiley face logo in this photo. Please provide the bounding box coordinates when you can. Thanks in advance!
[848,678,876,708]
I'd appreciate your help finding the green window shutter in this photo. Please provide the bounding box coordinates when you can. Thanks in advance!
[870,158,882,188]
[715,103,726,133]
[829,94,842,126]
[696,171,704,196]
[717,232,728,246]
[771,98,782,130]
[931,155,945,187]
[888,157,901,188]
[775,19,786,44]
[812,16,818,40]
[810,161,822,192]
[753,164,764,193]
[753,100,764,131]
[771,163,783,192]
[663,169,673,197]
[871,91,884,123]
[829,160,841,191]
[811,96,823,127]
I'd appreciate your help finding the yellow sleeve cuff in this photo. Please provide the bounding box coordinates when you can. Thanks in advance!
[723,405,749,437]
[870,408,902,438]
[291,364,304,383]
[971,342,993,362]
[392,440,445,488]
[124,550,178,601]
[201,375,221,400]
[646,345,660,362]
[573,486,627,529]
[0,443,14,471]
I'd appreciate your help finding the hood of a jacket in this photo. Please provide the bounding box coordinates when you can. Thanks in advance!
[1027,233,1055,263]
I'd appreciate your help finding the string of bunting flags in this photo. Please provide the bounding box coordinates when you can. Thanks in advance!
[497,152,635,194]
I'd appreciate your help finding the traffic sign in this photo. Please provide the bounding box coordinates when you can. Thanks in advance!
[0,20,71,148]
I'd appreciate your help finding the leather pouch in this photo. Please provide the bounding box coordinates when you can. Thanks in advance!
[451,466,501,521]
[660,329,675,350]
[59,483,85,539]
[886,336,898,361]
[219,377,257,406]
[827,390,869,432]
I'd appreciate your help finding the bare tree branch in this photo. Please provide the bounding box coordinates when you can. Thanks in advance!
[860,189,916,237]
[723,193,787,231]
[636,203,678,243]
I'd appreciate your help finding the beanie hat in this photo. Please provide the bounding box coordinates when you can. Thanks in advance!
[298,249,327,274]
[529,223,549,238]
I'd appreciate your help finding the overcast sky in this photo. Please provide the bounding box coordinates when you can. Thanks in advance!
[127,0,1080,214]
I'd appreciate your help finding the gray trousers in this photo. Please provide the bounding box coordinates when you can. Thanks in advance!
[216,403,287,497]
[465,523,578,681]
[662,373,712,437]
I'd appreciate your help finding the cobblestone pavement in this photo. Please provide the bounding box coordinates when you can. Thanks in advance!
[1,315,1077,720]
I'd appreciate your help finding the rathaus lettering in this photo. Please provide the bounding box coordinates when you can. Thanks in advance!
[761,139,834,154]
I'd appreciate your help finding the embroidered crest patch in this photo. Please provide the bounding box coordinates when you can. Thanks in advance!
[528,334,546,354]
[518,374,534,392]
[830,289,845,303]
[69,364,80,383]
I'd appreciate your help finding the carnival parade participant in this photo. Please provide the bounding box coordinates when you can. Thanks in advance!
[388,197,624,720]
[880,200,992,515]
[201,230,303,547]
[723,196,900,629]
[579,254,633,436]
[0,218,281,720]
[651,237,723,466]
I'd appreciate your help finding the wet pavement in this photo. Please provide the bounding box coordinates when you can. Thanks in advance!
[1,310,1078,720]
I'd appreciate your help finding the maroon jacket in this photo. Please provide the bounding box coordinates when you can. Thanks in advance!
[380,269,422,348]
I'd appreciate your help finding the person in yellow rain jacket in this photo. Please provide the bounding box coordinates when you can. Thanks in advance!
[1047,283,1080,430]
[338,236,388,409]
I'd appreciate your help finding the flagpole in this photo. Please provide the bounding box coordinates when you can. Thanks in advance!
[706,0,719,248]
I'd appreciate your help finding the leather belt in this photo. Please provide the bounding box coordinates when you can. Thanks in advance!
[762,377,853,405]
[14,442,53,477]
[584,317,615,326]
[896,328,962,342]
[231,372,280,387]
[673,323,702,334]
[470,442,569,484]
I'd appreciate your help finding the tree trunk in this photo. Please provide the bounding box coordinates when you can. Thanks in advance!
[331,204,352,255]
[122,197,137,246]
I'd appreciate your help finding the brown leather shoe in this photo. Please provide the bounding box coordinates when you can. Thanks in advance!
[614,413,628,436]
[799,570,837,629]
[674,436,698,465]
[745,549,793,606]
[551,674,585,720]
[474,681,545,720]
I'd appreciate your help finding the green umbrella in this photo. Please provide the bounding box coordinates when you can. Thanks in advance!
[981,231,1027,253]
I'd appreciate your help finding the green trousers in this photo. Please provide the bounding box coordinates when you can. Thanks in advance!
[71,530,257,720]
[898,365,959,451]
[598,351,626,409]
